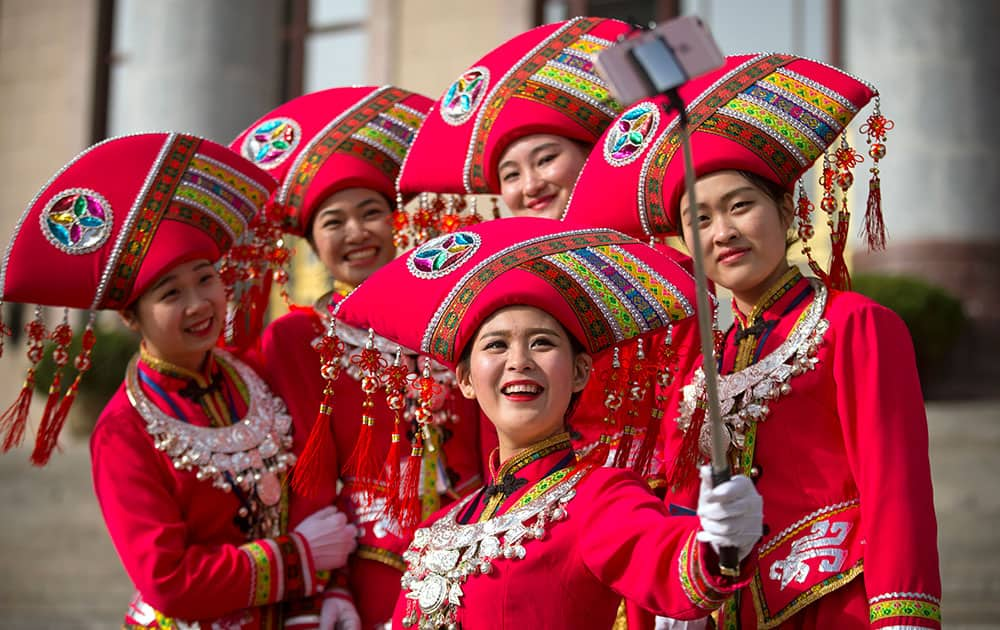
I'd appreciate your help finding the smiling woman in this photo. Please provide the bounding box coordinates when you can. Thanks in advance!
[231,86,485,628]
[325,217,765,630]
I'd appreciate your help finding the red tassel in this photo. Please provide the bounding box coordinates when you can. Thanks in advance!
[291,387,339,498]
[344,330,388,500]
[0,372,35,452]
[397,444,424,531]
[35,319,98,465]
[379,350,409,520]
[665,407,705,494]
[864,173,888,251]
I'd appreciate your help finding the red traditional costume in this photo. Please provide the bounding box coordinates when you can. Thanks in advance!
[231,87,484,628]
[0,133,345,628]
[326,217,756,629]
[572,51,942,627]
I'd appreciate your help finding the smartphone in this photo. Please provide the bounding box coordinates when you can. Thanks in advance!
[595,15,725,106]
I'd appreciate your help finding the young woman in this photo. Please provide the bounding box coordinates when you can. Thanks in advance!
[325,217,765,629]
[396,16,633,220]
[232,86,484,629]
[569,52,942,628]
[0,133,358,628]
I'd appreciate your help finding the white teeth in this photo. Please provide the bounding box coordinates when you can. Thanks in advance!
[502,383,541,395]
[187,318,212,333]
[345,248,377,261]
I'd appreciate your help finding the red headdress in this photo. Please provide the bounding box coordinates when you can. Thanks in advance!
[0,133,277,464]
[295,217,698,527]
[563,52,893,289]
[231,86,434,245]
[397,17,632,200]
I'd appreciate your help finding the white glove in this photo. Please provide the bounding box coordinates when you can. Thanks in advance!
[695,464,763,562]
[293,506,359,571]
[319,594,361,630]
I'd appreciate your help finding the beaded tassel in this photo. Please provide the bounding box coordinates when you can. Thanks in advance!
[830,135,864,291]
[463,195,482,228]
[393,191,412,249]
[587,347,624,467]
[399,359,440,530]
[796,181,826,280]
[0,307,47,452]
[32,315,97,466]
[344,329,388,501]
[380,348,409,519]
[614,340,653,469]
[292,319,346,498]
[0,304,12,359]
[634,326,676,476]
[860,95,893,251]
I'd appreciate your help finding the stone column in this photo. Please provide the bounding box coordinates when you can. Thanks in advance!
[844,0,1000,397]
[107,0,285,143]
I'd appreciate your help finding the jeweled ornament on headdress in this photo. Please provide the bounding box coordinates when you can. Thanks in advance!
[39,188,113,254]
[241,117,302,170]
[604,101,661,167]
[440,67,490,126]
[406,231,482,279]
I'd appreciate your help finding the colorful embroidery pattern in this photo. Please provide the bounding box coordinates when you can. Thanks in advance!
[521,257,618,351]
[241,538,280,606]
[422,229,631,361]
[640,53,794,235]
[678,530,728,609]
[104,134,199,309]
[282,87,408,213]
[441,67,490,126]
[869,595,942,624]
[605,101,661,166]
[39,188,113,254]
[465,17,606,192]
[242,117,302,169]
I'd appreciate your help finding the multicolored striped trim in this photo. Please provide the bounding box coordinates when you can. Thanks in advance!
[465,17,614,193]
[750,558,863,628]
[678,530,729,610]
[420,228,633,362]
[103,134,200,309]
[869,593,941,627]
[241,537,283,606]
[354,103,426,166]
[520,34,619,122]
[279,86,409,211]
[639,53,795,236]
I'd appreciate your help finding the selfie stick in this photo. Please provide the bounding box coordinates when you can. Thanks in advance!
[666,91,740,578]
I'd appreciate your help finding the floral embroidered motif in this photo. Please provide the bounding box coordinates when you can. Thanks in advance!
[242,117,302,169]
[604,101,661,166]
[407,231,481,278]
[39,188,113,254]
[869,597,942,623]
[440,67,490,126]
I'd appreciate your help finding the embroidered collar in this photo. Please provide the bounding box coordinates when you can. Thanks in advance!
[139,343,216,391]
[490,431,573,483]
[732,266,803,330]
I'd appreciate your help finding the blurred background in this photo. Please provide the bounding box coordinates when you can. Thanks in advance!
[0,0,997,627]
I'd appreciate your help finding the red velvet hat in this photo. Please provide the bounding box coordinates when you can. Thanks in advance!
[293,216,698,520]
[231,86,434,237]
[397,17,632,197]
[0,133,277,464]
[564,52,892,288]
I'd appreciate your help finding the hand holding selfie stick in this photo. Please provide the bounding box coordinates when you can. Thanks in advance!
[594,17,740,577]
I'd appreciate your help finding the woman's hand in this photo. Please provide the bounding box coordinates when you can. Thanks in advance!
[319,593,361,630]
[293,506,359,571]
[695,465,763,562]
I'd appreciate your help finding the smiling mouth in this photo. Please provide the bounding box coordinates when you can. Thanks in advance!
[526,195,556,211]
[185,317,214,335]
[344,247,378,263]
[501,381,544,400]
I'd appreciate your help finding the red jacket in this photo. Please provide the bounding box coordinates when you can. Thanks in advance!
[664,272,942,629]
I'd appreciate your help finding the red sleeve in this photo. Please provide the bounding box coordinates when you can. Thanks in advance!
[575,468,752,619]
[91,399,324,621]
[831,296,942,628]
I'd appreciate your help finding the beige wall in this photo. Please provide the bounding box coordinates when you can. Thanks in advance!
[0,0,98,238]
